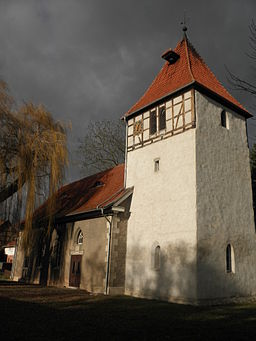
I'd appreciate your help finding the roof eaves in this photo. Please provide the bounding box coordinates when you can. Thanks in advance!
[58,205,122,224]
[194,82,252,118]
[57,208,105,224]
[124,81,196,119]
[112,187,133,206]
[96,187,125,209]
[101,187,133,210]
[64,188,132,220]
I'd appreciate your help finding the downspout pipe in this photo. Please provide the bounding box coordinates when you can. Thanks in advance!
[101,208,113,295]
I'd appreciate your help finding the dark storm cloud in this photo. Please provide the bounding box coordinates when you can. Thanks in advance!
[0,0,255,180]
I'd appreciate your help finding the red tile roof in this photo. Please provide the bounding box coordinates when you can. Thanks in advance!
[33,164,125,224]
[125,36,251,118]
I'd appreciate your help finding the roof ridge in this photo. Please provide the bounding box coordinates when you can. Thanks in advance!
[184,36,195,82]
[186,38,247,112]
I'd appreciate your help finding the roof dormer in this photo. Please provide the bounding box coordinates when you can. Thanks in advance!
[161,49,180,64]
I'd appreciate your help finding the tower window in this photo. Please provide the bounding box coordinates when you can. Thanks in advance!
[221,110,227,128]
[159,106,166,131]
[154,158,160,172]
[226,244,235,273]
[150,110,157,135]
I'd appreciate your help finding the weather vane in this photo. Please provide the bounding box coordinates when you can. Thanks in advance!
[181,12,189,33]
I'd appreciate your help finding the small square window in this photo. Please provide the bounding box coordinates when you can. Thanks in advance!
[154,159,160,172]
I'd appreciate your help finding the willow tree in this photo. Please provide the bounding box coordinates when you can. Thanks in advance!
[0,80,68,247]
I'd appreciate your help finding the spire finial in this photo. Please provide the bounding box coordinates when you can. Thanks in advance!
[181,12,189,36]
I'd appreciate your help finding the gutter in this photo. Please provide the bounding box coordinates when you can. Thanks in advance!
[103,210,112,295]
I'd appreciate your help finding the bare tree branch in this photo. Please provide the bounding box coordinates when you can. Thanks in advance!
[226,20,256,101]
[78,120,125,176]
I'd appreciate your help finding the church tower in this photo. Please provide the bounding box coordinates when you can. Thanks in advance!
[124,31,256,304]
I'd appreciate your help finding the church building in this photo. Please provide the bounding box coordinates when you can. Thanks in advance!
[13,30,256,305]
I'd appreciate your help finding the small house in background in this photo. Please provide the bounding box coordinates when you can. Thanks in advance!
[1,240,17,279]
[4,240,16,264]
[0,220,18,278]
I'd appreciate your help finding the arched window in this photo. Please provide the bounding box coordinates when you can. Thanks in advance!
[226,244,235,273]
[77,230,83,245]
[154,245,161,270]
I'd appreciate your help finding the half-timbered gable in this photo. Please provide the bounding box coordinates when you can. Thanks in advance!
[127,89,195,151]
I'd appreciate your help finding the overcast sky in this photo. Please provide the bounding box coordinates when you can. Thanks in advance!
[0,0,255,181]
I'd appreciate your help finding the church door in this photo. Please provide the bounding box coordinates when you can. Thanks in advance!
[69,255,82,287]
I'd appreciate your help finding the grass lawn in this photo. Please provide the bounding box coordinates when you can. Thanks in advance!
[0,282,256,340]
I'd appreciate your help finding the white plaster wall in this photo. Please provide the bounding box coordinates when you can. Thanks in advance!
[62,218,108,293]
[195,91,256,300]
[125,128,197,302]
[12,232,24,281]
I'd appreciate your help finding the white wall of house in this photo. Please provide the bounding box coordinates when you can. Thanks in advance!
[61,218,108,293]
[125,92,197,303]
[125,88,256,304]
[195,91,256,302]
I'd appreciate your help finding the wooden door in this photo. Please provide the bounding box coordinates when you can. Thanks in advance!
[69,255,82,287]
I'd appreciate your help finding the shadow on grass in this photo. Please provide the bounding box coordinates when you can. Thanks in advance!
[1,285,256,340]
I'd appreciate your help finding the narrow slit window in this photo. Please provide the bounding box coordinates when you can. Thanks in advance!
[226,244,235,273]
[150,110,157,135]
[159,106,166,131]
[154,159,160,172]
[221,110,227,128]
